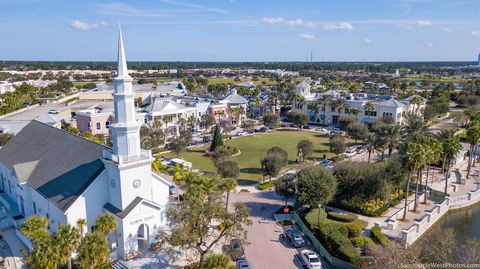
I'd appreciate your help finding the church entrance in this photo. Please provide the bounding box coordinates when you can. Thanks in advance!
[137,223,150,251]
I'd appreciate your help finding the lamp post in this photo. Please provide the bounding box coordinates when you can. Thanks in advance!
[317,204,322,227]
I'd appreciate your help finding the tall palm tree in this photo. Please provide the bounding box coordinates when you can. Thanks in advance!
[410,96,424,114]
[441,137,462,194]
[437,129,456,174]
[220,178,237,210]
[76,218,87,241]
[465,123,480,178]
[94,214,116,237]
[377,124,402,156]
[78,232,110,268]
[374,134,387,161]
[308,101,320,123]
[319,95,333,125]
[56,224,80,269]
[422,138,443,204]
[413,144,428,211]
[403,114,428,143]
[19,215,50,243]
[364,133,377,164]
[364,102,375,124]
[402,143,424,219]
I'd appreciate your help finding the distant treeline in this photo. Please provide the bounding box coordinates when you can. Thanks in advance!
[0,61,478,73]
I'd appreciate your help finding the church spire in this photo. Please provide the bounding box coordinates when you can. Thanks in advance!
[116,26,130,79]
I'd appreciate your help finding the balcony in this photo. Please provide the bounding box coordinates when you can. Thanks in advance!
[103,149,152,165]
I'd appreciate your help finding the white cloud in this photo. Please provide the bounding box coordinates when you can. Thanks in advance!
[472,31,480,37]
[284,19,303,26]
[305,22,317,28]
[422,42,434,48]
[300,34,315,40]
[416,20,432,27]
[362,38,372,44]
[69,20,107,31]
[262,17,285,25]
[323,22,353,30]
[159,0,228,14]
[442,27,452,32]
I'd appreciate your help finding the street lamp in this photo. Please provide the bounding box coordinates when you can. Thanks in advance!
[317,204,322,227]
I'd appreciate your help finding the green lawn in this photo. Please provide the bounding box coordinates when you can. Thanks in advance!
[163,129,334,183]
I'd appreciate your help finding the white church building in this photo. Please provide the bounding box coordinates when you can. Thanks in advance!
[0,30,171,259]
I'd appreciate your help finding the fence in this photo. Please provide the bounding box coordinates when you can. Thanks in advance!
[293,212,359,269]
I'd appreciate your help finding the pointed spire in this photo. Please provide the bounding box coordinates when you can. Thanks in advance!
[116,25,130,79]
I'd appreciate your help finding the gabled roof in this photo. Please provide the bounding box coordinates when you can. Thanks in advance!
[104,196,161,219]
[0,120,108,212]
[379,98,406,108]
[220,89,248,104]
[296,80,310,91]
[35,113,62,126]
[235,81,256,88]
[320,90,341,97]
[402,94,426,102]
[147,98,187,114]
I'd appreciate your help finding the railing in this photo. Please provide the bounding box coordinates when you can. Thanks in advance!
[293,212,360,269]
[102,150,152,165]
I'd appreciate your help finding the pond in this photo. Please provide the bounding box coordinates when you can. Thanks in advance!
[412,204,480,262]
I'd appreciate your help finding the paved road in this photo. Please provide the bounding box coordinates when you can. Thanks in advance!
[229,191,304,269]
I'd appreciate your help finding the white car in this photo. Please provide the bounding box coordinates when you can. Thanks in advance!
[48,109,60,114]
[236,131,248,137]
[236,260,251,269]
[343,150,357,158]
[300,249,322,269]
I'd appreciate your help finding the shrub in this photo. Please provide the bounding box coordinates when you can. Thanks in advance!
[346,220,368,238]
[338,196,390,217]
[351,237,374,248]
[278,220,293,226]
[338,244,362,265]
[258,180,276,190]
[304,208,327,228]
[315,223,361,265]
[370,224,389,246]
[331,155,345,162]
[327,211,358,223]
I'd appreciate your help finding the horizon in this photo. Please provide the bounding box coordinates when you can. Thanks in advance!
[0,0,480,62]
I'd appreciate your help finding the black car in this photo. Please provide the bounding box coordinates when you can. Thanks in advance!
[259,127,268,132]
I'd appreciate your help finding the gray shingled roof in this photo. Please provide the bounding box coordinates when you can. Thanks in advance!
[0,120,108,212]
[104,197,161,219]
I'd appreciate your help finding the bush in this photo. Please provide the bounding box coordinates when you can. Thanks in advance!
[338,244,362,265]
[327,211,358,223]
[304,208,327,228]
[278,220,293,226]
[338,196,390,217]
[331,155,345,162]
[351,237,374,248]
[315,223,361,265]
[258,180,276,190]
[370,224,389,246]
[346,220,368,238]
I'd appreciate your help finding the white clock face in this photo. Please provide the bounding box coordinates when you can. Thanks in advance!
[110,179,115,188]
[133,179,141,188]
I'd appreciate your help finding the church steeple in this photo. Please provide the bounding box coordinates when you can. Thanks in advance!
[110,27,142,159]
[116,27,130,80]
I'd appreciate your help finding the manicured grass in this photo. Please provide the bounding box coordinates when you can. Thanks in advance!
[163,129,334,183]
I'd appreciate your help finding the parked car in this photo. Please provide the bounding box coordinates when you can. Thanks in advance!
[303,125,312,130]
[299,249,322,269]
[236,131,248,137]
[343,150,357,158]
[329,127,340,132]
[203,136,213,143]
[236,259,251,269]
[48,109,60,114]
[320,159,333,168]
[230,239,245,260]
[284,229,305,248]
[315,127,328,133]
[259,127,269,132]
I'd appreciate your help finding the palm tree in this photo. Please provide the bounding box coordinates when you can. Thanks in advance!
[402,143,424,219]
[94,214,116,236]
[364,133,377,164]
[441,137,462,194]
[319,95,333,125]
[56,224,80,269]
[413,144,428,211]
[374,134,387,161]
[377,124,402,156]
[364,102,375,124]
[422,138,443,204]
[187,115,197,131]
[403,114,428,143]
[465,123,480,178]
[76,218,87,240]
[19,215,50,243]
[308,101,320,123]
[221,178,237,210]
[410,96,424,114]
[437,129,456,174]
[350,107,361,117]
[78,232,110,268]
[332,98,346,118]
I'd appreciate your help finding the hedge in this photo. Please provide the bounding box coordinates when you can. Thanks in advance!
[304,208,327,228]
[351,237,374,248]
[258,180,276,190]
[346,220,368,238]
[370,224,389,246]
[314,223,361,265]
[327,211,358,223]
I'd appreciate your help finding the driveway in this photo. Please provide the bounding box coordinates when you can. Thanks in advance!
[229,191,303,269]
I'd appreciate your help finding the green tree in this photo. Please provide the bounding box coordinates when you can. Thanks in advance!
[364,133,377,164]
[217,159,240,179]
[266,146,288,167]
[377,124,402,156]
[422,138,442,203]
[210,125,224,152]
[56,224,80,269]
[77,232,110,268]
[465,123,480,178]
[403,114,428,143]
[297,139,313,162]
[220,177,237,210]
[19,215,50,242]
[200,253,235,269]
[94,213,116,237]
[261,154,283,180]
[287,109,309,129]
[296,165,337,207]
[441,136,462,194]
[275,174,297,206]
[262,113,280,128]
[201,114,215,130]
[165,173,252,265]
[329,135,346,157]
[347,123,368,143]
[0,133,13,146]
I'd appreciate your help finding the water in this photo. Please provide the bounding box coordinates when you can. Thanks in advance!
[413,204,480,262]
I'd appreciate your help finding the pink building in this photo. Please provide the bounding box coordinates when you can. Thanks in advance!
[75,109,113,137]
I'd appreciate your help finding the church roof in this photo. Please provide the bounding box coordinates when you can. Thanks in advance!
[146,98,187,114]
[296,80,310,91]
[0,120,108,212]
[104,196,161,219]
[220,89,248,104]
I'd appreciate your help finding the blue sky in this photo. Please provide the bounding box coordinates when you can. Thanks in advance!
[0,0,479,61]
